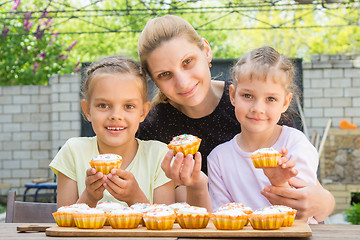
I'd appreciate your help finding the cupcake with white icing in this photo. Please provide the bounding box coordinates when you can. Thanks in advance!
[52,206,81,227]
[211,208,248,230]
[107,207,143,229]
[176,206,210,229]
[167,134,201,156]
[96,201,126,225]
[73,208,107,229]
[250,147,281,168]
[143,207,176,230]
[248,207,285,230]
[271,205,297,227]
[89,154,122,174]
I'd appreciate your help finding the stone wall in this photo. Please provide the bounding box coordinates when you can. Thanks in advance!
[0,74,81,195]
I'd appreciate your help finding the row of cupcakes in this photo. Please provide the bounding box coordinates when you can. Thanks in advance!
[52,201,296,230]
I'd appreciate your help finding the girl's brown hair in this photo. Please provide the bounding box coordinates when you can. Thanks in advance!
[138,15,204,107]
[82,55,148,102]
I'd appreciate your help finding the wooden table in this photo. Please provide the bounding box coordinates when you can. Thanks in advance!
[1,223,360,239]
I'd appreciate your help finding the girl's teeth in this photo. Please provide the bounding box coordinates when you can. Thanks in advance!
[108,127,124,130]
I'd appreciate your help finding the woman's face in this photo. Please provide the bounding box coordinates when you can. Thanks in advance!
[146,37,212,108]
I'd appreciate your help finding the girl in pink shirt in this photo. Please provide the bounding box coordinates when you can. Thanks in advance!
[208,46,326,223]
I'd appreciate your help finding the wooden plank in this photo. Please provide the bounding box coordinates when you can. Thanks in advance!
[46,220,311,238]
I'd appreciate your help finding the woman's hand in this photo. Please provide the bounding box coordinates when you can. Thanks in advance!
[161,150,212,211]
[104,169,148,206]
[78,168,107,207]
[262,147,298,187]
[261,178,335,222]
[161,150,207,188]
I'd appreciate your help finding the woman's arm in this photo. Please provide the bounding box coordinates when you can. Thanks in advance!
[261,178,335,222]
[57,172,79,208]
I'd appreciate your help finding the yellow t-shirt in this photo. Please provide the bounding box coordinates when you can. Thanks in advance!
[49,137,171,206]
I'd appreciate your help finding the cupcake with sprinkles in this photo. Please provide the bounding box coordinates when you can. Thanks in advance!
[248,207,285,230]
[176,206,210,229]
[73,207,107,229]
[52,203,90,227]
[272,205,297,227]
[211,208,248,230]
[89,153,122,175]
[107,207,143,229]
[96,201,126,225]
[250,147,281,168]
[168,134,201,156]
[143,207,176,230]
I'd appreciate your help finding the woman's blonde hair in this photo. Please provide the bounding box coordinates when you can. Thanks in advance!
[138,15,204,107]
[82,55,148,102]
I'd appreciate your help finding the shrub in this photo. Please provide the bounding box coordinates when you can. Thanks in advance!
[0,0,80,85]
[344,203,360,225]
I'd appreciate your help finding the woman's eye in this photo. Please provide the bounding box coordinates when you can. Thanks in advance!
[158,72,170,78]
[98,103,109,109]
[184,58,192,65]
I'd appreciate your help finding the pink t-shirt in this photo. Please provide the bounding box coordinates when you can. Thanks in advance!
[207,125,318,211]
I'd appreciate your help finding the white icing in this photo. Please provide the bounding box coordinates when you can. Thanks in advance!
[168,202,190,210]
[92,154,122,162]
[96,201,125,212]
[108,207,141,216]
[144,208,175,217]
[170,134,196,146]
[251,147,279,155]
[57,206,80,213]
[252,208,281,215]
[177,206,207,215]
[213,209,246,217]
[75,208,104,214]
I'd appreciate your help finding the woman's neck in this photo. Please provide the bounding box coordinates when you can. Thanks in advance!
[237,125,282,152]
[97,138,138,170]
[170,80,224,119]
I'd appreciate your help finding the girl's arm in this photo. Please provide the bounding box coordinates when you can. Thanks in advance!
[57,172,79,208]
[153,181,175,204]
[261,178,335,222]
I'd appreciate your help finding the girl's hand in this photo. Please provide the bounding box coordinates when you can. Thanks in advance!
[79,168,107,207]
[104,169,148,206]
[262,147,298,187]
[261,178,335,222]
[161,150,207,189]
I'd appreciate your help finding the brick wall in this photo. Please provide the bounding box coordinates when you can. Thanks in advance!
[0,74,81,195]
[303,54,360,135]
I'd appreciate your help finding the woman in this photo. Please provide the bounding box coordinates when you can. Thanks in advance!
[136,15,335,222]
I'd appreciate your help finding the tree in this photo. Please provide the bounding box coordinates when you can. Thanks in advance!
[0,0,79,85]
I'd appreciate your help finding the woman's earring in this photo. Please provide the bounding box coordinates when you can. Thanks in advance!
[209,62,212,68]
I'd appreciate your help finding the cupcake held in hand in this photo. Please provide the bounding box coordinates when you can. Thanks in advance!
[89,153,122,175]
[250,147,281,168]
[168,134,201,156]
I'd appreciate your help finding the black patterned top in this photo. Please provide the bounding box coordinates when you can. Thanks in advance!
[137,80,294,174]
